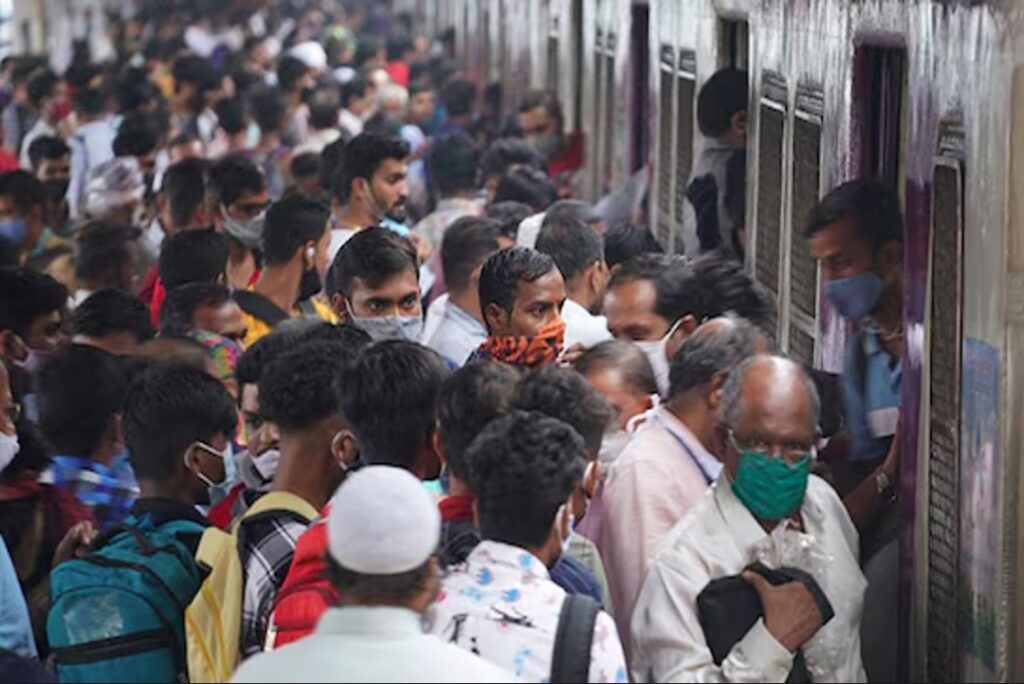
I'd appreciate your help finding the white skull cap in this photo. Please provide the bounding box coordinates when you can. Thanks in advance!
[327,466,440,574]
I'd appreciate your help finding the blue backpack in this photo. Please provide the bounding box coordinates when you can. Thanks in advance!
[47,515,206,683]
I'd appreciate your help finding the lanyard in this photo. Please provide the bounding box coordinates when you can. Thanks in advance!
[654,412,717,486]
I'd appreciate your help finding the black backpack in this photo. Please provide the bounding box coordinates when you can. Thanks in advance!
[550,594,601,683]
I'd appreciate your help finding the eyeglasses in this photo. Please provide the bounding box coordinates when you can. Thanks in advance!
[727,429,815,462]
[2,402,21,423]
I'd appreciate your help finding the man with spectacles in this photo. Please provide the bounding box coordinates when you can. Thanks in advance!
[599,315,767,650]
[631,355,867,682]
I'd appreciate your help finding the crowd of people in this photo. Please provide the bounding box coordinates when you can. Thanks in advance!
[0,1,907,682]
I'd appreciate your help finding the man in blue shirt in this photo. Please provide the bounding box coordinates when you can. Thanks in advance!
[807,179,902,511]
[806,176,904,684]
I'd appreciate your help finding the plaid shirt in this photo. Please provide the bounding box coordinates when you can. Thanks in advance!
[41,453,139,531]
[239,511,310,658]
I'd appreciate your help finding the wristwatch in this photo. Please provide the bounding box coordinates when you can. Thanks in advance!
[875,470,898,504]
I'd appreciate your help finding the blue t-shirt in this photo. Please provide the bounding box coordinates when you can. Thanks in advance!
[842,325,901,461]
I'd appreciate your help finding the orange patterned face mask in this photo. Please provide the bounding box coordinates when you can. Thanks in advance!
[478,317,566,368]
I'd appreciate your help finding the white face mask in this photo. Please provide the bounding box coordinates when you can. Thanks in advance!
[0,432,20,474]
[633,319,683,398]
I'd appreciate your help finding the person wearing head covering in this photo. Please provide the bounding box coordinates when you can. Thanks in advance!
[231,467,513,683]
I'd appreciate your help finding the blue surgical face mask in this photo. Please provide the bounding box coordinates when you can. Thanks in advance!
[0,216,28,243]
[825,271,885,322]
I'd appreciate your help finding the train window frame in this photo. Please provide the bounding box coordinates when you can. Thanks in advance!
[785,83,825,367]
[629,3,650,174]
[752,71,789,343]
[671,49,698,254]
[925,118,967,684]
[655,42,676,249]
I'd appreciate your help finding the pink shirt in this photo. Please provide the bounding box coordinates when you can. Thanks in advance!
[596,406,722,652]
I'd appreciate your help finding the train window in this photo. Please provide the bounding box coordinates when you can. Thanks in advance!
[672,50,697,252]
[927,121,966,683]
[718,18,749,71]
[853,45,906,193]
[754,73,788,341]
[788,84,824,366]
[655,43,676,248]
[629,3,650,173]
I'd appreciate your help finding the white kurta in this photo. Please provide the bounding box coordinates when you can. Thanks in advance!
[630,475,868,683]
[231,606,514,683]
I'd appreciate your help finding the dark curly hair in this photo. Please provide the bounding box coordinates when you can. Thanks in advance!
[335,340,451,469]
[468,410,585,548]
[436,362,518,481]
[510,366,614,456]
[258,340,359,432]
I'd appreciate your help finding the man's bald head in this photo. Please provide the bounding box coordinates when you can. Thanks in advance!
[718,354,820,476]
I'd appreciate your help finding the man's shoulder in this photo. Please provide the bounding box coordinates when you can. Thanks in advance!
[426,636,517,681]
[645,487,723,572]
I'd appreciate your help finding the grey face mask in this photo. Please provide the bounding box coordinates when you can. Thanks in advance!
[352,314,424,343]
[526,132,561,162]
[223,206,265,251]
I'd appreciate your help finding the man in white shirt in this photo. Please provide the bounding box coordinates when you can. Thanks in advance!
[231,466,512,683]
[429,411,628,683]
[68,86,115,221]
[425,217,500,365]
[631,355,867,682]
[327,133,409,260]
[599,316,766,644]
[535,201,612,351]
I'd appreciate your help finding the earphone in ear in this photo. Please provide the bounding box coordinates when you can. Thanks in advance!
[306,246,315,259]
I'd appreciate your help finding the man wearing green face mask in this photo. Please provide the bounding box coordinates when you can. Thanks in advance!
[631,355,867,683]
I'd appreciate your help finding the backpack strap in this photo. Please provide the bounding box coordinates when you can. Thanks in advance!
[550,593,600,684]
[239,491,318,525]
[233,291,292,328]
[296,299,317,317]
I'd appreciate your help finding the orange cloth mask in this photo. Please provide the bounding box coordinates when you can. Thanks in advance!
[478,317,566,368]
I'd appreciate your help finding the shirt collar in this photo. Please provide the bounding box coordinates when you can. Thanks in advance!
[468,539,550,582]
[713,475,829,552]
[445,300,486,331]
[317,606,424,639]
[435,197,481,212]
[653,406,724,481]
[131,497,209,528]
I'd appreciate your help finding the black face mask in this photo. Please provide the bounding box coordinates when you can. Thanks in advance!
[43,178,70,204]
[298,266,322,301]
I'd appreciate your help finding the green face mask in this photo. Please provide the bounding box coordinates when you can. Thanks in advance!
[731,451,811,521]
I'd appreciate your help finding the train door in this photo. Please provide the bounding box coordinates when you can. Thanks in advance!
[628,2,649,173]
[850,41,910,684]
[718,17,749,70]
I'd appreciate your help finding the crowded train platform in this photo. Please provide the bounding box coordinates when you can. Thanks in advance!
[2,0,1024,682]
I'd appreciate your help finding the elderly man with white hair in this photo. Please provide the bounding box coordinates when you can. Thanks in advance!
[231,466,513,683]
[630,355,868,683]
